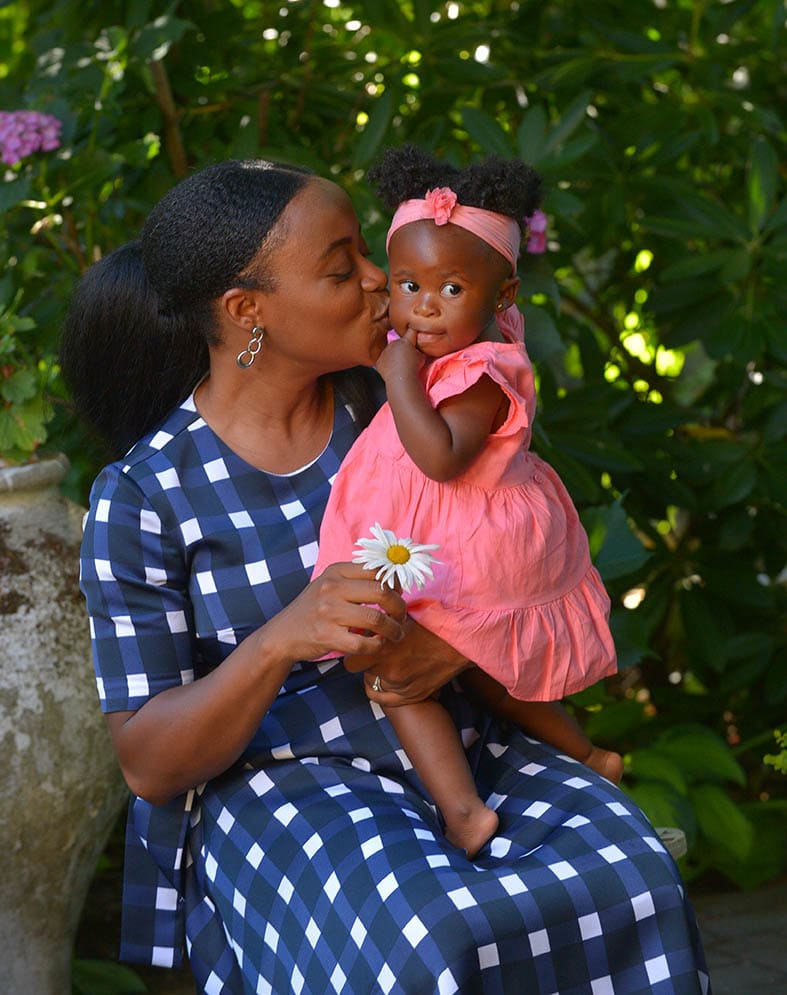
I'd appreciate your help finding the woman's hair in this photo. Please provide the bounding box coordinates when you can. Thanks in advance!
[60,158,378,459]
[368,144,543,222]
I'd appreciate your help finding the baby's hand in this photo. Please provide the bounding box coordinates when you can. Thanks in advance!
[375,334,425,384]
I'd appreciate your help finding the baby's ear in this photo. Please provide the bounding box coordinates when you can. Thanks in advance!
[497,276,520,310]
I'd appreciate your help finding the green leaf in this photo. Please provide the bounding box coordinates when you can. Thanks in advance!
[519,261,561,312]
[71,958,146,995]
[1,369,37,403]
[719,248,752,283]
[655,726,746,786]
[132,15,194,61]
[459,106,512,157]
[538,132,597,172]
[609,607,655,670]
[706,457,756,510]
[627,748,688,795]
[727,632,775,661]
[763,194,787,235]
[679,588,729,672]
[680,191,751,241]
[661,249,750,283]
[747,137,779,234]
[0,174,33,212]
[352,88,394,168]
[707,803,787,890]
[624,782,696,843]
[357,0,411,33]
[411,0,434,34]
[534,439,603,505]
[690,784,754,861]
[581,501,652,581]
[516,105,547,163]
[550,432,644,472]
[583,700,649,741]
[520,303,563,360]
[540,90,591,158]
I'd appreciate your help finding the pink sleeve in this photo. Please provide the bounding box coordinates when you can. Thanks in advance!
[425,347,530,435]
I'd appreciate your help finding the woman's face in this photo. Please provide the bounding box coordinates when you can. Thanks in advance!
[258,178,390,372]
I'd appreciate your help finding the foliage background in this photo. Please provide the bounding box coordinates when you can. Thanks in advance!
[2,0,785,904]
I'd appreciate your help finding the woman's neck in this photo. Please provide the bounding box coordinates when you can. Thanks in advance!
[194,372,333,474]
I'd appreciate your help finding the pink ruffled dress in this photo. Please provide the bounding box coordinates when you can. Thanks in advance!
[313,314,616,701]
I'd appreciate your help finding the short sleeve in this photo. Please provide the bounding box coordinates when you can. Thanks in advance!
[80,464,196,713]
[424,343,532,435]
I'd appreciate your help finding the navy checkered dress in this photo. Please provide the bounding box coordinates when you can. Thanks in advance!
[81,390,711,994]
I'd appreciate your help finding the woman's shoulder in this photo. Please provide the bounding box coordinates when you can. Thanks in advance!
[89,396,204,506]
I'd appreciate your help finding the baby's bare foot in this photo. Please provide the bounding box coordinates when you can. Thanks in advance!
[445,801,499,859]
[586,746,624,784]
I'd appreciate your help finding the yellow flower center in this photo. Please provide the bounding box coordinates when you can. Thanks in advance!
[386,544,411,565]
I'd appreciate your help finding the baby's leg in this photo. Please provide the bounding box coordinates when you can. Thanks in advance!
[384,698,499,857]
[459,669,624,784]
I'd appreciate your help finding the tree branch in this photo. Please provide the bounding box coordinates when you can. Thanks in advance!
[149,59,188,178]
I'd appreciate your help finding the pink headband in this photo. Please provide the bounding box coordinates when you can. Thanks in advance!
[386,187,521,274]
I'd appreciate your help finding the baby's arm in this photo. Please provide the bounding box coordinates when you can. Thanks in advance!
[376,336,506,481]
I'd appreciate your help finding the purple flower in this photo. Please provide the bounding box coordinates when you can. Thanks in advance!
[0,110,62,166]
[524,209,548,254]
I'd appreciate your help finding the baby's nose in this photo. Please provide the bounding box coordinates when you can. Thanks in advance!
[413,293,438,315]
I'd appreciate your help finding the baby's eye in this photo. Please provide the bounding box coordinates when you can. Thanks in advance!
[399,279,418,294]
[441,283,462,297]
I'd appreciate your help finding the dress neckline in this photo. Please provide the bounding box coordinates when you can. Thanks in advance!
[184,389,337,478]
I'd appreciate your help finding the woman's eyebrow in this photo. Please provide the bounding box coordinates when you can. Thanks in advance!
[319,235,354,260]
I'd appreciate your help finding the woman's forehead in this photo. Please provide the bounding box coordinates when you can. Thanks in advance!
[271,178,357,263]
[288,178,354,228]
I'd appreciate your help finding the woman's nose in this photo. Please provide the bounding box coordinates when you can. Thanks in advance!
[361,257,388,291]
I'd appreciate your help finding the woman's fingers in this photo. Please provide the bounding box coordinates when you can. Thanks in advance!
[280,563,407,659]
[349,618,470,701]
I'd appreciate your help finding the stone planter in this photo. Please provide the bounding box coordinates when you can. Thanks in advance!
[0,456,127,995]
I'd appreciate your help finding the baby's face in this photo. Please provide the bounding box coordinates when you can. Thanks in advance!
[387,220,507,358]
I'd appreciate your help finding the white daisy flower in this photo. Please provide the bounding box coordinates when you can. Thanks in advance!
[353,522,440,593]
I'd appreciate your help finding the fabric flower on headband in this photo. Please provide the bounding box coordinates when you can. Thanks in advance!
[524,209,548,254]
[424,187,458,225]
[353,523,440,592]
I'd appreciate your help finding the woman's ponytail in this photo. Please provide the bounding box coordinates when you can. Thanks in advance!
[60,241,209,459]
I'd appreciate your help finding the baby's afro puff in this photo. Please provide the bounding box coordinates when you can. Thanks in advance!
[368,143,543,223]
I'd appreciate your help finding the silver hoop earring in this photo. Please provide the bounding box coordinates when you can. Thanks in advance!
[236,325,265,368]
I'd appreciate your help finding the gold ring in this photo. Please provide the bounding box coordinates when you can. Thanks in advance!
[372,674,382,692]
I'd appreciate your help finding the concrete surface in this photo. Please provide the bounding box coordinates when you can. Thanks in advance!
[690,876,787,994]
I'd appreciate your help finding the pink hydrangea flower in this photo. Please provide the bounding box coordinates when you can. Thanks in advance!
[424,186,458,225]
[524,209,548,254]
[0,110,62,166]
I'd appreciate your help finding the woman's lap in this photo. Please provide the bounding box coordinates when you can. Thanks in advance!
[183,670,710,994]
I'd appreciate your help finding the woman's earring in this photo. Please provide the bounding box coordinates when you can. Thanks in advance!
[236,325,265,368]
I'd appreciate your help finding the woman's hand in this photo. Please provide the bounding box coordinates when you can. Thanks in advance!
[344,616,470,705]
[263,561,407,663]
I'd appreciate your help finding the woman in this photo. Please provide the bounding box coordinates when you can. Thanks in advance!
[61,159,711,993]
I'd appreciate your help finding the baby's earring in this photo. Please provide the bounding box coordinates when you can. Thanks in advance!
[496,302,505,311]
